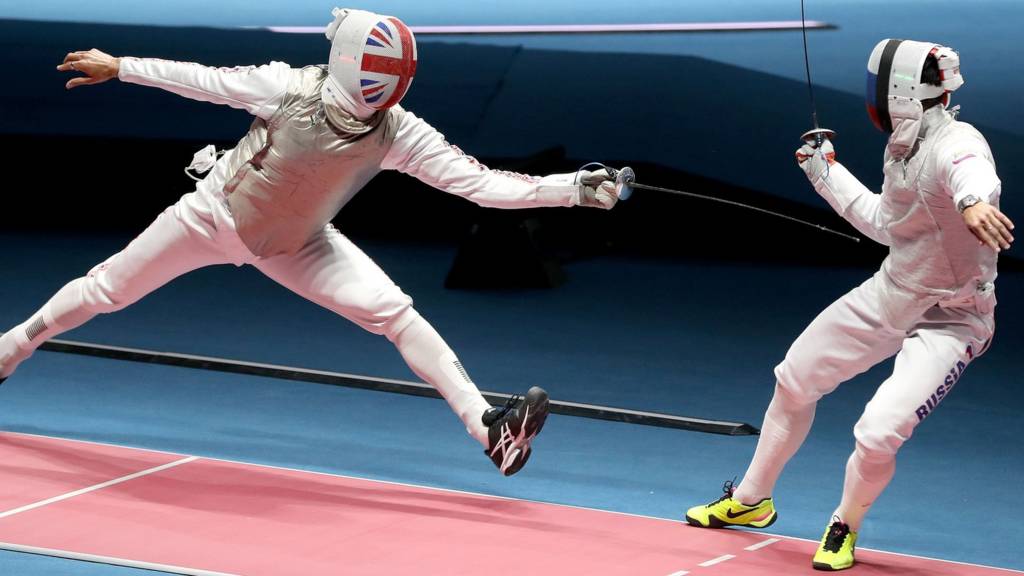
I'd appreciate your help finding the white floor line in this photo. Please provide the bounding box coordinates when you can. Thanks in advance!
[665,571,689,576]
[0,456,197,519]
[745,537,781,552]
[0,542,240,576]
[4,430,1024,575]
[698,554,736,567]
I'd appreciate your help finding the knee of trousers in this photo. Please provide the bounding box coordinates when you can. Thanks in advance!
[345,286,414,338]
[767,380,817,413]
[774,357,837,406]
[314,277,414,336]
[78,266,141,314]
[380,304,420,342]
[853,404,912,459]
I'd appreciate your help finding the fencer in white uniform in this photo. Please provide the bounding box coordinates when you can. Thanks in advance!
[685,40,1014,570]
[0,8,621,476]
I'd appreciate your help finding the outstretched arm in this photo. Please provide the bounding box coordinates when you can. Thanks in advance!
[381,111,618,210]
[57,49,292,120]
[936,138,1014,252]
[796,138,892,246]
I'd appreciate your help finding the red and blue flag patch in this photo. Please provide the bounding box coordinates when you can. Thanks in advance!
[359,18,417,109]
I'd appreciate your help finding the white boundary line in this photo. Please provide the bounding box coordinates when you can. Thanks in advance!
[0,542,240,576]
[744,537,781,551]
[0,456,197,519]
[0,453,208,575]
[698,554,735,567]
[2,430,1022,575]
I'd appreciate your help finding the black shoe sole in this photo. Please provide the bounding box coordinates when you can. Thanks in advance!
[684,511,777,529]
[813,561,853,571]
[685,514,724,528]
[521,386,550,439]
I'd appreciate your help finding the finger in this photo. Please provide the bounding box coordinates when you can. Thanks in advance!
[66,76,102,90]
[594,191,616,209]
[995,210,1015,231]
[970,222,995,250]
[976,225,1001,252]
[599,181,618,199]
[62,52,88,64]
[987,217,1014,247]
[580,169,612,186]
[56,58,92,72]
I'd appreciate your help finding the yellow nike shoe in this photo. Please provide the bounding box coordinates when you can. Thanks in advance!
[684,481,777,529]
[812,517,857,571]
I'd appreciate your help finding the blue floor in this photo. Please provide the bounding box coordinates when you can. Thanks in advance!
[1,232,1022,573]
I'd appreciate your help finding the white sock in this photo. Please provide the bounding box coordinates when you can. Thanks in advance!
[387,310,492,447]
[734,383,816,505]
[0,331,31,379]
[834,443,895,532]
[2,278,97,378]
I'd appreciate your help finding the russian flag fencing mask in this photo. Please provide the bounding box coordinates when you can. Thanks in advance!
[865,39,964,133]
[322,8,418,119]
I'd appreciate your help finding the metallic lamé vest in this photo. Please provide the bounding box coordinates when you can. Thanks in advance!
[216,65,401,257]
[880,109,999,297]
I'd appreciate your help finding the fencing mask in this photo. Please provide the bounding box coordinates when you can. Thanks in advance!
[866,39,964,134]
[323,8,418,119]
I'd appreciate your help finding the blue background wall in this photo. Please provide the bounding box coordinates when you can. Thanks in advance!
[1,0,1021,214]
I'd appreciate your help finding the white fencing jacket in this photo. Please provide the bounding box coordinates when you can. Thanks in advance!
[119,58,582,257]
[808,106,1001,299]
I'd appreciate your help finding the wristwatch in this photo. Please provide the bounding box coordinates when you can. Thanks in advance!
[957,194,982,213]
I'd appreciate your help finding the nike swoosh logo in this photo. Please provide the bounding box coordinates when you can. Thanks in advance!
[952,154,976,165]
[726,507,763,519]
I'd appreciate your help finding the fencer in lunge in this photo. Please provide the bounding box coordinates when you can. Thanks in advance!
[0,8,622,476]
[684,39,1014,570]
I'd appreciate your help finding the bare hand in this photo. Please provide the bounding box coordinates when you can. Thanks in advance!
[56,49,121,90]
[963,201,1014,252]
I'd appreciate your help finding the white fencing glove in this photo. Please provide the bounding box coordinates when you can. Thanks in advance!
[577,168,619,209]
[795,137,836,182]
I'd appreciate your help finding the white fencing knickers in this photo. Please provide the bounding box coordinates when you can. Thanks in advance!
[0,188,493,444]
[735,269,994,529]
